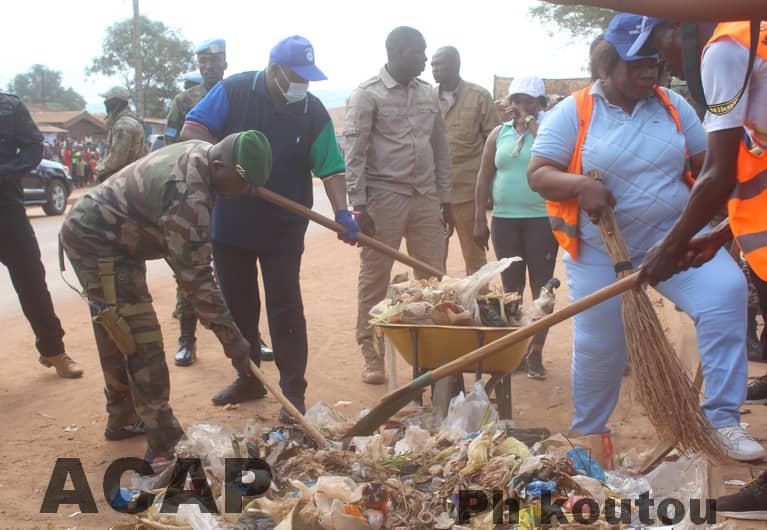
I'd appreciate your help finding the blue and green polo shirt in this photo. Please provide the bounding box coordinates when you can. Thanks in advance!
[185,70,345,254]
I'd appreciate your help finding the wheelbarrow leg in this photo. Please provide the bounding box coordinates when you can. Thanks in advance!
[410,328,423,406]
[385,335,398,392]
[485,372,513,420]
[496,373,513,420]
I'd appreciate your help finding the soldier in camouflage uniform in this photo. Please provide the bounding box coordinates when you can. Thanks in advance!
[165,39,229,368]
[165,39,227,145]
[95,86,145,182]
[60,131,272,460]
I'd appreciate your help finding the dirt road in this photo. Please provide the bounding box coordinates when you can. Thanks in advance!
[1,188,766,528]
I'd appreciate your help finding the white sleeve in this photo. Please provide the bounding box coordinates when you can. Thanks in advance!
[702,39,750,133]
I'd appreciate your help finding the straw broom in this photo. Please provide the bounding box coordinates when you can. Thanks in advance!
[587,170,724,461]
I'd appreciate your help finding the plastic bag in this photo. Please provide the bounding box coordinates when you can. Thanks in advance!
[526,480,557,498]
[175,423,235,482]
[454,258,519,323]
[567,447,607,482]
[393,425,432,455]
[177,504,228,530]
[352,434,390,461]
[440,381,499,440]
[305,402,349,435]
[644,455,709,529]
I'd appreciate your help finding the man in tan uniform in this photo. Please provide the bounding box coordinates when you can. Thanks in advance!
[432,46,500,275]
[344,26,453,385]
[94,86,145,182]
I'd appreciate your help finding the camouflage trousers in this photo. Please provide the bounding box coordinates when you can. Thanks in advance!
[173,280,197,321]
[60,221,184,456]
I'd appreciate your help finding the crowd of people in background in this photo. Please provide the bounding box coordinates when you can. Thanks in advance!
[43,138,105,187]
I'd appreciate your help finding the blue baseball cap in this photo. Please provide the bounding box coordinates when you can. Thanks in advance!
[269,35,327,81]
[195,38,226,55]
[627,17,667,57]
[604,13,659,61]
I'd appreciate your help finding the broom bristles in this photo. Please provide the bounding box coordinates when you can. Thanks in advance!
[588,171,725,461]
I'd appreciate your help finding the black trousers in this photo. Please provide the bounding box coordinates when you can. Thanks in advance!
[212,240,307,403]
[0,205,65,357]
[491,216,558,347]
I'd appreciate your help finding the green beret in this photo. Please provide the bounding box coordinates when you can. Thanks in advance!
[233,130,272,187]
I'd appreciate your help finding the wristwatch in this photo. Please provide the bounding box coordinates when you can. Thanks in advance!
[524,115,536,126]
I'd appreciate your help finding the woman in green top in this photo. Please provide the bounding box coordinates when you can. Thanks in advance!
[474,75,558,379]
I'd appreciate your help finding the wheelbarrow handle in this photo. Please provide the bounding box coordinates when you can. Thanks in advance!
[427,271,641,381]
[254,187,444,278]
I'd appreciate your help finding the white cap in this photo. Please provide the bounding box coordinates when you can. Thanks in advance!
[508,75,545,98]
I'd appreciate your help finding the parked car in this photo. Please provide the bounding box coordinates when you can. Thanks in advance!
[148,133,166,152]
[22,159,73,216]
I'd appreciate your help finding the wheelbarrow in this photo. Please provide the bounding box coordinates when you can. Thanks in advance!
[374,323,531,419]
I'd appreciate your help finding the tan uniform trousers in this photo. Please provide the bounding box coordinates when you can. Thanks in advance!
[444,200,487,276]
[356,187,445,355]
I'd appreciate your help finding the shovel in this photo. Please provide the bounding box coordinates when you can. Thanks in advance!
[254,187,444,278]
[344,271,642,438]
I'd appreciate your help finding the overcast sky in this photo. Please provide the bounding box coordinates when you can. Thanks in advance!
[1,0,596,113]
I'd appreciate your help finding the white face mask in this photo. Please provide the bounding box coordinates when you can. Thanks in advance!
[277,66,309,103]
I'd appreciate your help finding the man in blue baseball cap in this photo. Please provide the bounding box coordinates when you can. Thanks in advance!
[178,35,358,422]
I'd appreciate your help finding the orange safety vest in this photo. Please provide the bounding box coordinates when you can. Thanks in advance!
[546,85,693,260]
[707,22,767,279]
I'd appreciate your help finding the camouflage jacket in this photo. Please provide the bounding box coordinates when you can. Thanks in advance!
[165,85,207,144]
[70,141,242,345]
[96,108,145,180]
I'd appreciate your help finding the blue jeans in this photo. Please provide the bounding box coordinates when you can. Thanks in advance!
[566,244,747,434]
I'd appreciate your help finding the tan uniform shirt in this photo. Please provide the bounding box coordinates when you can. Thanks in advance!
[436,80,500,204]
[344,67,451,207]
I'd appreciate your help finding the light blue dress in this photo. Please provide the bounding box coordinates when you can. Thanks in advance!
[532,81,747,434]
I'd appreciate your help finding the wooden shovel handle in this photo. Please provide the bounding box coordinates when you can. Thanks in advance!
[427,271,642,382]
[254,187,444,278]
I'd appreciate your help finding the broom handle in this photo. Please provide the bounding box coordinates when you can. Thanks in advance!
[246,360,330,448]
[254,187,444,278]
[427,271,642,382]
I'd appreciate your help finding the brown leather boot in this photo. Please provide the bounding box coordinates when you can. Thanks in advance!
[39,353,84,378]
[361,343,385,385]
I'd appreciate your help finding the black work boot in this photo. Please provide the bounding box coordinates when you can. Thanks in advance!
[211,357,267,406]
[174,314,197,367]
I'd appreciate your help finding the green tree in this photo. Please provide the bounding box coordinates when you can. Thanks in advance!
[7,65,86,111]
[88,15,194,117]
[529,4,615,40]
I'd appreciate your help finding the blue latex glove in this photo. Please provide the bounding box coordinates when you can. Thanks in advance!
[335,209,359,245]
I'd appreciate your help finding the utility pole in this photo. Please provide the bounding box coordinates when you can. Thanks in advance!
[132,0,144,116]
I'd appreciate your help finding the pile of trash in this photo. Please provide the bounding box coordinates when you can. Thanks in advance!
[119,383,709,530]
[369,259,560,328]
